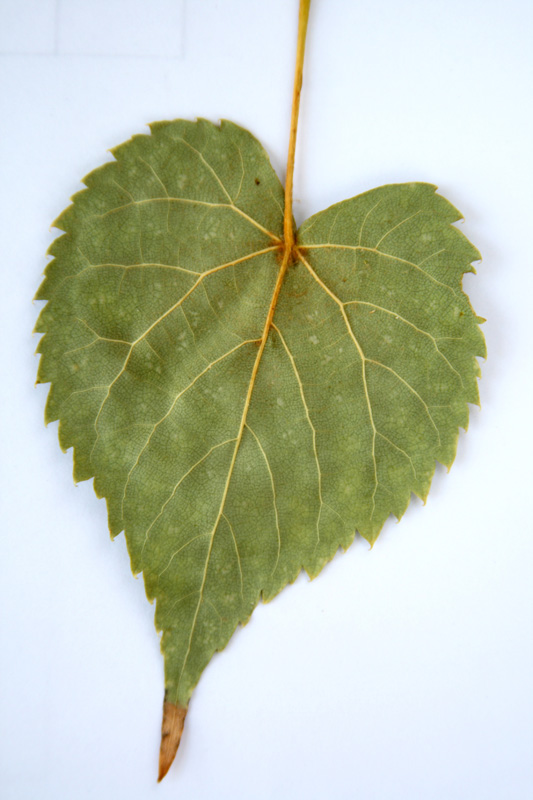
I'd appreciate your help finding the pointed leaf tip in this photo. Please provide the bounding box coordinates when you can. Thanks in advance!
[158,701,187,782]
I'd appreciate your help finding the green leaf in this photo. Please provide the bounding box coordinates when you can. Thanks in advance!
[35,118,484,752]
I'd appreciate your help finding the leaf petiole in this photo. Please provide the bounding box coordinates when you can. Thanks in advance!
[283,0,311,255]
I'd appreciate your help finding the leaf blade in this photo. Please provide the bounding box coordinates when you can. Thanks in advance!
[35,130,484,717]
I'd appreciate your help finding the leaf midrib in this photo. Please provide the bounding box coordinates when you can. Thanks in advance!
[175,240,293,696]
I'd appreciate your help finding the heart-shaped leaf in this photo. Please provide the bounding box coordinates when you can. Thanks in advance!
[34,0,485,781]
[35,116,484,739]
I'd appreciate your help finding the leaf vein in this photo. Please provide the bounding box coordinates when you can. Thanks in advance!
[221,514,244,601]
[245,423,281,577]
[359,199,382,245]
[272,322,323,549]
[172,135,234,204]
[140,438,238,558]
[345,300,464,386]
[366,359,441,445]
[374,209,423,248]
[89,197,281,242]
[297,252,380,517]
[376,431,417,479]
[158,532,212,579]
[302,243,456,295]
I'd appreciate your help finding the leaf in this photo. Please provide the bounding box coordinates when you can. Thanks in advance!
[35,116,485,760]
[34,1,485,781]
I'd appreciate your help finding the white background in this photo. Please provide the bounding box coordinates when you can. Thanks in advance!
[1,1,532,798]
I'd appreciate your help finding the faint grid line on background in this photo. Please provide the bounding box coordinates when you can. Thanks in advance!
[0,0,186,58]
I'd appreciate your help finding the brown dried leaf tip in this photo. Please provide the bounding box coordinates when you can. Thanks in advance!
[158,700,188,782]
